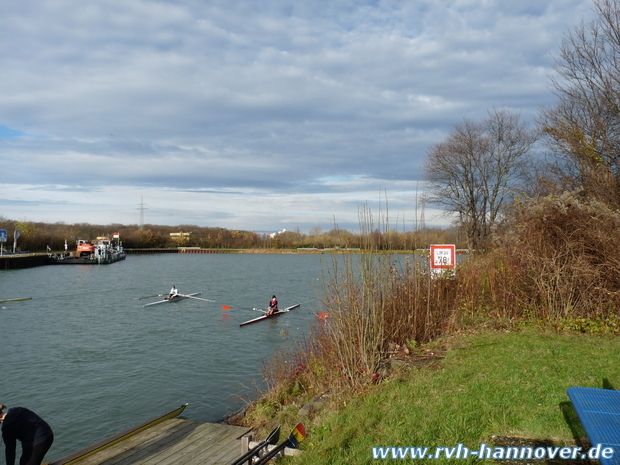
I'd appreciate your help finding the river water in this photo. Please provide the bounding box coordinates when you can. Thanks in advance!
[0,253,330,460]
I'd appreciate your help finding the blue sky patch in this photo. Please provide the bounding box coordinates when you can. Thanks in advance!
[0,125,26,139]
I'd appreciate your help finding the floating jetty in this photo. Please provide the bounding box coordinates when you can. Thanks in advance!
[46,413,252,465]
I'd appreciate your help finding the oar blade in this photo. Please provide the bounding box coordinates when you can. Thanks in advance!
[287,423,306,448]
[267,425,281,445]
[222,305,232,310]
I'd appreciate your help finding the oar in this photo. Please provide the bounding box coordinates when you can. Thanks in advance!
[0,297,32,303]
[179,294,215,303]
[222,305,268,313]
[254,423,306,465]
[230,425,280,465]
[137,294,164,300]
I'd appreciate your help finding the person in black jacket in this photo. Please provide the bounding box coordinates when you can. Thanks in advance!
[0,404,53,465]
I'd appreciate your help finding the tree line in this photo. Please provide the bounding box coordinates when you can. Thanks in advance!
[0,218,463,253]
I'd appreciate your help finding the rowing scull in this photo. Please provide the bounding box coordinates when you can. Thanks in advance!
[143,292,202,307]
[239,304,301,326]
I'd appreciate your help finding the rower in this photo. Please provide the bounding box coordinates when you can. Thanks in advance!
[267,295,278,316]
[168,285,179,300]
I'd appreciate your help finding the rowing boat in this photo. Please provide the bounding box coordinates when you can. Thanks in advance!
[0,297,32,303]
[143,292,201,307]
[45,403,188,465]
[239,304,301,327]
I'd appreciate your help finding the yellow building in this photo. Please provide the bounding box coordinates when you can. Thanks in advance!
[170,232,192,240]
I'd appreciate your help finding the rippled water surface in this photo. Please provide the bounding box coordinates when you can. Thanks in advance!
[1,253,329,460]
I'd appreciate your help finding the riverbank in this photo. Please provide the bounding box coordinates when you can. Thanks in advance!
[0,248,439,269]
[235,327,617,464]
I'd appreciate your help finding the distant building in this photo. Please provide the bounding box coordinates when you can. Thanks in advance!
[170,232,192,240]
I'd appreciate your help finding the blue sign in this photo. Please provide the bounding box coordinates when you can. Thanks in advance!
[0,230,6,242]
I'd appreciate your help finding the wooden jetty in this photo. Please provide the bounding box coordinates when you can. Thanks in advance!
[46,412,252,465]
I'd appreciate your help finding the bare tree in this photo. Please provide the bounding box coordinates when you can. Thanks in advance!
[425,109,537,252]
[539,0,620,207]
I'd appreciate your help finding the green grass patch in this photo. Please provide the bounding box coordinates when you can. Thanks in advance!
[287,328,620,464]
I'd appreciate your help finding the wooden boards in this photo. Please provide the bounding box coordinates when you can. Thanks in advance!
[46,418,251,465]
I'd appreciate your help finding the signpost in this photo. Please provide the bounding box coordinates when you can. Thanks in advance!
[13,230,20,254]
[430,244,456,278]
[0,229,6,256]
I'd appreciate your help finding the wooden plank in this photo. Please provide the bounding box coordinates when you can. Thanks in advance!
[78,420,196,465]
[74,420,183,465]
[141,423,250,465]
[143,424,225,465]
[162,423,250,465]
[98,420,203,465]
[170,425,251,465]
[206,426,256,465]
[192,437,247,465]
[49,418,251,465]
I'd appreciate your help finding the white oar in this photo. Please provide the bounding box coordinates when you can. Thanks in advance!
[137,294,164,300]
[179,294,215,303]
[221,305,268,313]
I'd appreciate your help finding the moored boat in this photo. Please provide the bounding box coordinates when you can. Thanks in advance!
[239,304,301,326]
[48,234,126,265]
[143,292,202,307]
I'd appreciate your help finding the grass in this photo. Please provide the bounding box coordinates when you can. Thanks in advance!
[278,327,620,464]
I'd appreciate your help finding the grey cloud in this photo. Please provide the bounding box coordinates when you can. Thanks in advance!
[0,0,598,232]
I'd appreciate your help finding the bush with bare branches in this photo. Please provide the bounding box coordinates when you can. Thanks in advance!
[495,192,620,323]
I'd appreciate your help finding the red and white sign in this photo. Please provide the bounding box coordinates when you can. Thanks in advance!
[430,244,456,277]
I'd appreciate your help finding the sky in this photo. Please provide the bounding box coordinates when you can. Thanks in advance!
[0,0,597,234]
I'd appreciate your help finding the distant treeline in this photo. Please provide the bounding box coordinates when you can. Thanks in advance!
[0,219,464,252]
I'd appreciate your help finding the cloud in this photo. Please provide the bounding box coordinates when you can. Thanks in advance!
[0,0,596,232]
